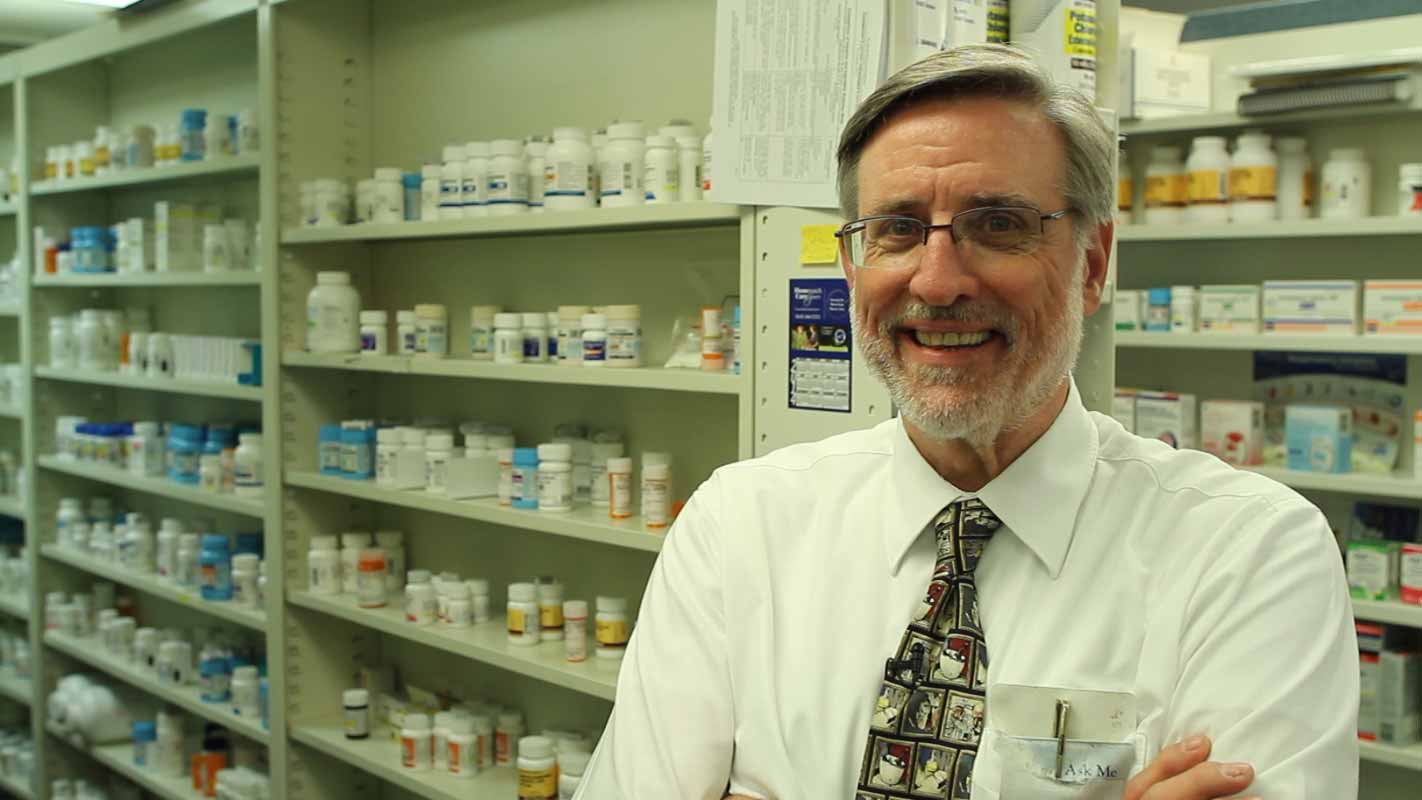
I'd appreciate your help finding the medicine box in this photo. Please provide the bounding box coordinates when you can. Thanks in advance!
[1198,285,1261,333]
[1348,540,1401,600]
[1112,389,1137,433]
[445,451,500,499]
[1402,543,1422,605]
[1114,290,1141,331]
[1120,47,1212,120]
[1134,391,1196,449]
[1364,280,1422,335]
[1200,400,1263,466]
[1262,280,1359,335]
[1378,649,1422,745]
[1285,404,1353,473]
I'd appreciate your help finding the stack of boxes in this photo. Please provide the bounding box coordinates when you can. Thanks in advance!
[1358,621,1421,747]
[1115,280,1422,337]
[1347,503,1422,608]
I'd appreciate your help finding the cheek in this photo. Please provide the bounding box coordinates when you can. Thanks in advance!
[854,269,914,327]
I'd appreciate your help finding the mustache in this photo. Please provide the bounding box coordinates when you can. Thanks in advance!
[876,302,1018,341]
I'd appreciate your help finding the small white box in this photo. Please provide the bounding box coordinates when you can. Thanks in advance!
[1200,400,1263,466]
[445,452,500,499]
[1134,391,1197,450]
[392,449,426,490]
[1199,285,1261,333]
[1121,47,1212,120]
[1262,280,1359,335]
[1114,290,1141,331]
[1112,389,1137,433]
[155,201,197,272]
[1364,280,1422,335]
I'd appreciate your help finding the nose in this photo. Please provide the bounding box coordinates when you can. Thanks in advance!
[907,226,981,307]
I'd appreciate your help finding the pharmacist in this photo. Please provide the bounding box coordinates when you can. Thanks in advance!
[576,45,1357,800]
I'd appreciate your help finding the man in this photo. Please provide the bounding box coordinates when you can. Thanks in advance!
[575,45,1358,799]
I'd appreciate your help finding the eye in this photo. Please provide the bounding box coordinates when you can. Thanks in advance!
[982,211,1026,233]
[885,218,919,238]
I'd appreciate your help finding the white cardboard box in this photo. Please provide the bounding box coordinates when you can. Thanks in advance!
[1199,285,1261,333]
[1364,280,1422,335]
[1121,47,1212,120]
[1112,389,1137,433]
[1200,400,1263,466]
[1134,391,1197,450]
[1114,290,1141,331]
[1262,280,1359,335]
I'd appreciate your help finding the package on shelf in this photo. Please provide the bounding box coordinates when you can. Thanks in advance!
[114,217,156,273]
[1403,544,1422,605]
[1348,540,1402,600]
[1284,404,1353,473]
[1262,280,1359,335]
[155,201,221,272]
[1358,623,1422,745]
[1113,290,1141,331]
[1198,285,1261,333]
[170,335,262,385]
[1363,280,1422,335]
[1200,400,1264,466]
[1133,391,1196,450]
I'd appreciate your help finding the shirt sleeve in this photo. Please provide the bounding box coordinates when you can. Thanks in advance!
[1163,498,1359,799]
[574,473,737,800]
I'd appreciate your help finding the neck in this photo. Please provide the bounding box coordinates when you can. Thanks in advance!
[905,379,1071,491]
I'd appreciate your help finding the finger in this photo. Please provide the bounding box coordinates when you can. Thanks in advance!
[1140,761,1254,800]
[1124,736,1212,800]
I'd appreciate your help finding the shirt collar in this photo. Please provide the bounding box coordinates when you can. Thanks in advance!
[884,379,1098,579]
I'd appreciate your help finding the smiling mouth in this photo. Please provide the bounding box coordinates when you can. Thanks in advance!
[906,330,996,349]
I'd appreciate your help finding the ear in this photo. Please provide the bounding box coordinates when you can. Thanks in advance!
[839,236,856,290]
[1080,219,1114,316]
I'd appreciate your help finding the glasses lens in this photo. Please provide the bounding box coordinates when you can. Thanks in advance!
[957,208,1039,251]
[853,217,924,267]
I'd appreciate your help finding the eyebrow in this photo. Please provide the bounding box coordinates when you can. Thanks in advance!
[862,191,1044,218]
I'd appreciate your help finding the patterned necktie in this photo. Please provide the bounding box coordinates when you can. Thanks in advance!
[856,498,1000,800]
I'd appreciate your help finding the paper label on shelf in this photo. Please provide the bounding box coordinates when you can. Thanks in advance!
[799,224,840,264]
[788,278,852,413]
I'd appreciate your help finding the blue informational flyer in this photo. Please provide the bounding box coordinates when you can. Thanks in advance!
[789,278,852,413]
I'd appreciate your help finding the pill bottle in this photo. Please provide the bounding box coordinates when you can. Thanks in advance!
[340,531,371,594]
[496,711,524,767]
[359,310,388,355]
[470,305,501,360]
[1276,137,1312,220]
[316,424,341,475]
[595,596,630,660]
[518,736,557,800]
[581,313,608,366]
[600,121,647,207]
[1143,146,1186,225]
[376,530,406,591]
[701,127,713,194]
[507,582,541,646]
[1399,163,1422,216]
[199,535,233,600]
[157,640,193,685]
[463,578,490,623]
[608,457,634,520]
[401,714,433,771]
[156,519,182,578]
[535,579,565,641]
[405,570,436,625]
[357,178,375,223]
[232,553,260,608]
[307,272,361,353]
[233,433,263,497]
[522,313,550,363]
[1185,137,1230,224]
[445,581,473,628]
[525,137,548,213]
[512,448,540,510]
[439,145,465,220]
[421,164,441,220]
[591,128,608,201]
[375,428,401,486]
[341,425,375,479]
[536,444,574,512]
[495,313,525,364]
[591,443,627,506]
[676,135,703,203]
[357,549,387,608]
[343,688,369,740]
[1321,148,1372,218]
[176,533,201,587]
[544,127,595,210]
[604,305,642,368]
[308,535,340,594]
[397,310,418,354]
[425,433,455,494]
[463,141,491,217]
[1116,147,1133,219]
[1170,286,1198,334]
[232,665,260,717]
[416,304,449,357]
[373,167,404,224]
[701,305,725,371]
[1145,288,1171,332]
[448,715,478,777]
[1228,132,1277,223]
[642,135,679,204]
[132,721,156,766]
[198,642,232,701]
[433,711,455,769]
[553,305,588,366]
[497,448,516,505]
[642,462,671,528]
[563,600,589,663]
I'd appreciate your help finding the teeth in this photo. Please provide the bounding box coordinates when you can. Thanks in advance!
[913,330,991,347]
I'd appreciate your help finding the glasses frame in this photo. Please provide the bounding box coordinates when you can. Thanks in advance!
[834,206,1072,268]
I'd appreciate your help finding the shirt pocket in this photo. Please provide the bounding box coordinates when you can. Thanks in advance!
[970,728,1150,800]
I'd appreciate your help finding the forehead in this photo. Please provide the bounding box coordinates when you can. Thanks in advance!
[857,95,1067,214]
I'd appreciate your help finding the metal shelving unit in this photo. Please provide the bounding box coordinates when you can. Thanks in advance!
[37,457,266,517]
[1115,331,1422,355]
[1353,599,1422,628]
[1243,467,1422,500]
[0,772,35,800]
[29,155,259,196]
[47,726,193,800]
[0,669,31,706]
[34,367,264,402]
[290,723,515,800]
[32,271,262,288]
[0,594,27,621]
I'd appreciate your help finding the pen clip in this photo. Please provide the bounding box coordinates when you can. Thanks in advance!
[1053,699,1071,780]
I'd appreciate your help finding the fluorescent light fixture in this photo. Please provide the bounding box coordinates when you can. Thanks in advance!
[59,0,144,8]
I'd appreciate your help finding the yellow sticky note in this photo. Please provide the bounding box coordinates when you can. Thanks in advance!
[799,224,840,265]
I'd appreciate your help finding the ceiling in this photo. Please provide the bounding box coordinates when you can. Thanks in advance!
[0,0,113,49]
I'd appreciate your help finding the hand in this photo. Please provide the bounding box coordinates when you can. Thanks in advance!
[1125,735,1258,800]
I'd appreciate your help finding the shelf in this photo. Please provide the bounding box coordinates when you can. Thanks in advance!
[291,722,515,800]
[1118,217,1422,241]
[35,367,264,401]
[1353,599,1422,628]
[44,630,270,746]
[0,669,31,706]
[0,406,22,419]
[0,496,25,521]
[42,545,266,632]
[1359,739,1422,771]
[0,306,18,318]
[0,771,33,800]
[1244,466,1422,500]
[285,470,665,554]
[281,202,741,244]
[48,725,193,800]
[30,156,259,196]
[289,591,619,700]
[38,456,266,518]
[1114,331,1422,355]
[0,202,15,217]
[33,271,262,288]
[1121,104,1422,136]
[282,352,743,395]
[0,594,27,621]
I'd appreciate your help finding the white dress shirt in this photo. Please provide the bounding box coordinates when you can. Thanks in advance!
[575,380,1359,800]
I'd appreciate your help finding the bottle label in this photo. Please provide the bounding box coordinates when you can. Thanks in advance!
[596,619,629,646]
[1303,169,1315,207]
[1144,175,1187,208]
[523,335,543,358]
[471,325,493,355]
[1228,165,1277,201]
[519,767,557,799]
[508,607,526,635]
[540,604,564,630]
[583,339,606,362]
[1117,177,1133,211]
[439,178,461,207]
[488,172,530,204]
[546,162,590,196]
[495,731,512,765]
[599,160,636,197]
[1187,170,1227,204]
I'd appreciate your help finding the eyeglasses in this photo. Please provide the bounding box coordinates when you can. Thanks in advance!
[835,207,1072,269]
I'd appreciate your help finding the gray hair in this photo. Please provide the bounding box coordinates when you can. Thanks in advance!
[835,44,1114,251]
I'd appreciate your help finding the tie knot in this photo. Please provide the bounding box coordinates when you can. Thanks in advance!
[932,498,1001,575]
